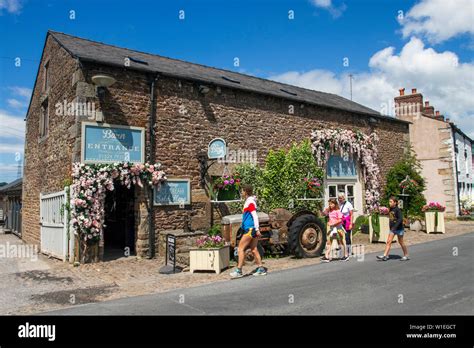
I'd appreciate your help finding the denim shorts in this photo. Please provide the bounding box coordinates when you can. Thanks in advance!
[391,229,405,236]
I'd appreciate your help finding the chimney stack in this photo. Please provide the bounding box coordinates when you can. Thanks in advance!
[394,87,423,119]
[433,110,445,121]
[424,101,435,116]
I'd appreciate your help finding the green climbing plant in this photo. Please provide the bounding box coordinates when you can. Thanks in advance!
[231,140,324,214]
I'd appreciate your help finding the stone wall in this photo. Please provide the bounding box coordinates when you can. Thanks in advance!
[22,36,78,246]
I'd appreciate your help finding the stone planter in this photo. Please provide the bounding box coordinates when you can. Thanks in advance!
[189,245,230,274]
[369,215,396,243]
[409,220,423,232]
[425,211,445,234]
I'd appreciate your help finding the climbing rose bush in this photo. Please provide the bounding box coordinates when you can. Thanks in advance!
[70,162,167,243]
[311,128,381,212]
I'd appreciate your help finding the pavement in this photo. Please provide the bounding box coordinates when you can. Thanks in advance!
[44,233,474,315]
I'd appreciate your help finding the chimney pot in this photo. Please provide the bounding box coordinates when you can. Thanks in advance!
[399,88,405,96]
[425,101,429,107]
[412,88,417,94]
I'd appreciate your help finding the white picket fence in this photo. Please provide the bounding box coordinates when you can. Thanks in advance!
[40,190,71,261]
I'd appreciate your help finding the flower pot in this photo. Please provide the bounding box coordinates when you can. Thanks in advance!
[409,220,423,232]
[424,211,445,234]
[216,189,239,201]
[189,245,230,274]
[369,215,396,243]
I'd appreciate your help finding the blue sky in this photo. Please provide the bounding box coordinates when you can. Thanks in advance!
[1,0,473,183]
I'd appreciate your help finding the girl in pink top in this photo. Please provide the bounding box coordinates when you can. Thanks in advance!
[322,198,349,262]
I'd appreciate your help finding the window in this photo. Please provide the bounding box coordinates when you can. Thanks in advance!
[43,61,49,91]
[327,155,357,178]
[328,184,355,206]
[39,99,49,138]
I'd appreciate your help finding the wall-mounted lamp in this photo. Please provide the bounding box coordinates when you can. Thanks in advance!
[368,117,378,125]
[92,74,116,98]
[198,85,210,95]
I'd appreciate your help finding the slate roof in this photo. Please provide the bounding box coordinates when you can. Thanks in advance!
[0,178,22,195]
[48,30,408,123]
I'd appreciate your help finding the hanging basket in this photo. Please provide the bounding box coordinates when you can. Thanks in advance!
[216,188,240,201]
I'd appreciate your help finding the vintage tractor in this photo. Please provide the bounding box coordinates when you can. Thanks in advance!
[221,208,327,261]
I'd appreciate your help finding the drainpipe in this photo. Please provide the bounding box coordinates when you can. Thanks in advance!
[451,124,461,217]
[148,73,159,258]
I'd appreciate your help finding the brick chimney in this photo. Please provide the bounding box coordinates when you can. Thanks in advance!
[394,87,423,119]
[433,110,445,121]
[423,101,435,116]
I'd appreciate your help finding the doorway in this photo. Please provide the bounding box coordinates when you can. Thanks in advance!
[103,183,135,259]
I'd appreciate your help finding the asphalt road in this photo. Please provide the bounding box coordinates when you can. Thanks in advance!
[45,233,474,315]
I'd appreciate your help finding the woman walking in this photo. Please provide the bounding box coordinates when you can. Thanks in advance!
[377,197,410,261]
[322,198,350,262]
[338,193,354,255]
[230,184,267,278]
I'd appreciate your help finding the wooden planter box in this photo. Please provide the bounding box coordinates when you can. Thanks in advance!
[425,212,445,234]
[369,215,396,243]
[189,245,230,274]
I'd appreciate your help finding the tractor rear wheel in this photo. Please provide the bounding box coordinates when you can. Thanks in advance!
[288,214,326,258]
[233,242,265,264]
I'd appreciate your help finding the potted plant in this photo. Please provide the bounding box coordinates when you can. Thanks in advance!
[369,206,395,243]
[213,173,241,201]
[422,202,446,234]
[408,215,423,232]
[189,234,230,274]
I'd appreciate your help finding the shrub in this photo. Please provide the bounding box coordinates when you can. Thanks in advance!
[207,224,221,237]
[352,215,369,235]
[382,146,426,216]
[233,140,324,213]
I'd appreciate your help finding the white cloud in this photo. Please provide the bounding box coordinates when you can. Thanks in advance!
[7,98,27,109]
[0,110,25,140]
[269,37,474,138]
[399,0,474,44]
[0,0,22,14]
[311,0,332,8]
[0,143,24,153]
[309,0,346,18]
[9,86,31,99]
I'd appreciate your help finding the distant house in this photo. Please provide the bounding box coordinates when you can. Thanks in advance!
[0,178,23,236]
[395,88,473,216]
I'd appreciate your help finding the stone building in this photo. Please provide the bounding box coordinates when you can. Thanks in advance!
[394,88,473,217]
[22,31,410,260]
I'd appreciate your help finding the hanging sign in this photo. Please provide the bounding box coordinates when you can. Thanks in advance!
[208,138,227,159]
[81,122,145,164]
[153,178,191,206]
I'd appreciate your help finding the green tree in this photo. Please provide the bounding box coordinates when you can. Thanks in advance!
[382,146,426,216]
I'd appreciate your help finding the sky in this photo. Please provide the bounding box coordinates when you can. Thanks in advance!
[0,0,473,183]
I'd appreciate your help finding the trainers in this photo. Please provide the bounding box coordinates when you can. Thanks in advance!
[341,255,350,262]
[400,256,410,261]
[321,256,331,263]
[253,267,267,276]
[230,268,244,278]
[376,255,388,261]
